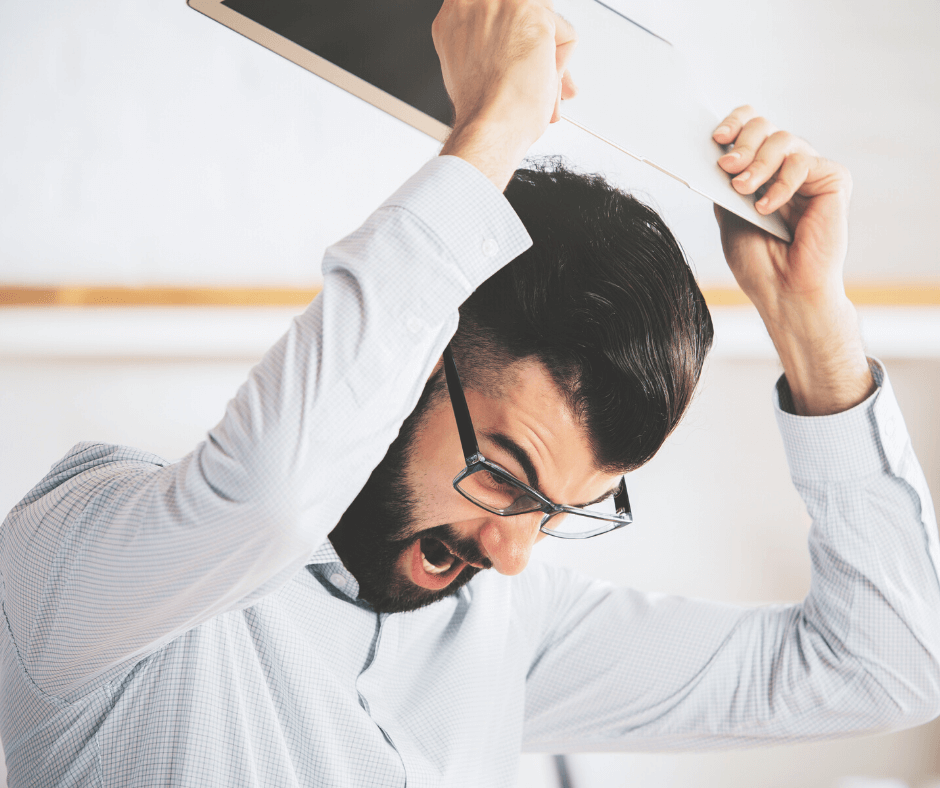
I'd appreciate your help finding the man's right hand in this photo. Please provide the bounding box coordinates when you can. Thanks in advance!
[434,0,578,192]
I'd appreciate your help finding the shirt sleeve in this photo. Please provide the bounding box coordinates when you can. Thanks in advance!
[0,155,532,698]
[521,360,940,751]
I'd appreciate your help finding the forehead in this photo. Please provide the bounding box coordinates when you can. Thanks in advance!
[479,358,579,434]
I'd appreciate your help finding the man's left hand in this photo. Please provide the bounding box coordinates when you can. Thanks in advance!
[712,106,874,416]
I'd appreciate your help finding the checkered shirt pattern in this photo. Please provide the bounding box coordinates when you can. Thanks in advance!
[2,156,939,787]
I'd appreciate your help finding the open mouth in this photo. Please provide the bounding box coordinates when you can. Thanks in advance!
[421,536,458,574]
[409,536,467,590]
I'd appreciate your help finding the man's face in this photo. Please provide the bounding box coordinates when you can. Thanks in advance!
[329,357,621,613]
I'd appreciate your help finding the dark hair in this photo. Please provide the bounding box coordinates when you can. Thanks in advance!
[448,156,713,473]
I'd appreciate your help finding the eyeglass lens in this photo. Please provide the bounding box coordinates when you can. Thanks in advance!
[456,467,620,537]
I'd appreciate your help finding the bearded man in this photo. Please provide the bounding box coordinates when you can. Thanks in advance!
[2,1,938,785]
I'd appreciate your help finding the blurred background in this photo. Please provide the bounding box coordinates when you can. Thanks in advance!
[1,0,938,786]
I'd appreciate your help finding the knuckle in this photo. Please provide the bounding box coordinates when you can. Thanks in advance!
[722,104,754,128]
[792,152,814,174]
[789,150,809,165]
[745,116,775,135]
[754,144,783,166]
[525,4,554,33]
[795,135,817,153]
[554,10,575,32]
[769,129,796,148]
[832,160,853,193]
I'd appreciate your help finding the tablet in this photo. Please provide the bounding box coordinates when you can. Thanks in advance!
[187,0,790,242]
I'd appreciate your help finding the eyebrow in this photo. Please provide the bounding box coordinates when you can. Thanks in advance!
[482,431,621,509]
[484,431,541,491]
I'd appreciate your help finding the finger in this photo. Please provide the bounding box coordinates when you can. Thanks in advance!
[730,130,807,195]
[554,14,577,84]
[560,68,578,100]
[795,157,852,202]
[712,105,759,145]
[553,11,578,51]
[555,36,577,88]
[553,13,578,121]
[550,78,563,123]
[753,152,812,213]
[718,116,777,174]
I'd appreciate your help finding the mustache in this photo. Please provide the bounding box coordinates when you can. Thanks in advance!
[408,523,492,570]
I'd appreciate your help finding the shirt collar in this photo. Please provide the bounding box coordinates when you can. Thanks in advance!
[306,540,361,600]
[307,539,343,566]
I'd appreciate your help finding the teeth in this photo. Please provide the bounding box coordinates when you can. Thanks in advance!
[422,551,456,575]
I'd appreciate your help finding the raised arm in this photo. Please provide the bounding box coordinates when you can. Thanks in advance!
[711,105,874,416]
[522,110,940,749]
[0,161,531,696]
[0,0,580,697]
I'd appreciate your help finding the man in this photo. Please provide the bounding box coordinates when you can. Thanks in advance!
[2,0,939,785]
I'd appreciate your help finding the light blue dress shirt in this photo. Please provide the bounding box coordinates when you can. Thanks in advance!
[2,155,940,787]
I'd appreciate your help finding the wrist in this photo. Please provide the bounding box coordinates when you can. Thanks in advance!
[764,295,875,416]
[439,118,533,193]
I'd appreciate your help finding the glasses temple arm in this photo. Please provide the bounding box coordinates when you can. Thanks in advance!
[615,477,631,516]
[443,345,482,463]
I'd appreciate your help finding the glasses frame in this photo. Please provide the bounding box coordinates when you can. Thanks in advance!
[442,345,633,539]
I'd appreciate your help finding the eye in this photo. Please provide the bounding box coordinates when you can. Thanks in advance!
[486,453,528,487]
[479,469,517,492]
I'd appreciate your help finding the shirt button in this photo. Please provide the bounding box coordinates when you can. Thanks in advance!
[330,573,347,590]
[884,416,897,438]
[482,238,499,258]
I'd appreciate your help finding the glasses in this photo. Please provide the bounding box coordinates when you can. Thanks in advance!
[442,345,633,539]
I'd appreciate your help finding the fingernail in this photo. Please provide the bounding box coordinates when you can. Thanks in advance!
[715,125,731,137]
[756,197,769,211]
[721,151,740,162]
[734,171,751,183]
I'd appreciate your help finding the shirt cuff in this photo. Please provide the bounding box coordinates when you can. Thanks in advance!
[377,154,533,293]
[773,358,909,483]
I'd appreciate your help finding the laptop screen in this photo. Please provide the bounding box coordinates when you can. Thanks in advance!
[222,0,453,126]
[207,0,790,241]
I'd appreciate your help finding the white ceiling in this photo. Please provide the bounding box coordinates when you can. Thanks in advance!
[0,0,937,287]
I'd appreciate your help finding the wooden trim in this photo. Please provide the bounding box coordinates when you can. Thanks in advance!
[0,286,321,308]
[704,284,940,307]
[2,284,940,308]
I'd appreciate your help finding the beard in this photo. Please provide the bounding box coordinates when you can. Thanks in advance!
[329,388,489,614]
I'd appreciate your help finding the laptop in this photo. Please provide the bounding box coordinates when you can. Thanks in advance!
[187,0,791,242]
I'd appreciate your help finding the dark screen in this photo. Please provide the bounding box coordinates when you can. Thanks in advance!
[222,0,453,127]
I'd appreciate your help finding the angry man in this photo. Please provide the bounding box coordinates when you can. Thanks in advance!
[2,1,939,785]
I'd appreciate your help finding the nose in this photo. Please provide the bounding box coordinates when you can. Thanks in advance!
[478,511,543,575]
